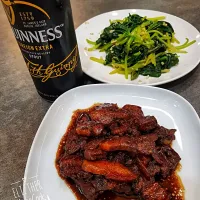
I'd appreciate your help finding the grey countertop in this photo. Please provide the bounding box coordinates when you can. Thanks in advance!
[0,0,199,199]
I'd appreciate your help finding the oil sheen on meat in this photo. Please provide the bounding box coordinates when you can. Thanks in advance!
[56,103,184,200]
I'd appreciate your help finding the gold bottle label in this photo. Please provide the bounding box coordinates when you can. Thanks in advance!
[1,0,80,83]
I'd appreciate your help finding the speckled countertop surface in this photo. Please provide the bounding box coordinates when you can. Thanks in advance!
[0,0,199,199]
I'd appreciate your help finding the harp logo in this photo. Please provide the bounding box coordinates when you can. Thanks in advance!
[1,0,50,25]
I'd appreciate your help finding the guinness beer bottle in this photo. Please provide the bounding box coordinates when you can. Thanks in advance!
[1,0,83,101]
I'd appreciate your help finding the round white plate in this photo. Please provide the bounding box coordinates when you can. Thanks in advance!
[23,84,200,200]
[76,9,200,85]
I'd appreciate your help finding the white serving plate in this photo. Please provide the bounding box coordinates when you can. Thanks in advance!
[24,84,200,200]
[76,9,200,85]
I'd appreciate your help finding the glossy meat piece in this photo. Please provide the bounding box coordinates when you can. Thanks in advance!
[128,164,140,176]
[148,161,161,177]
[127,119,141,136]
[95,103,119,111]
[59,156,91,180]
[109,121,129,135]
[84,139,107,160]
[74,179,99,200]
[82,160,138,182]
[76,121,93,136]
[137,156,151,179]
[133,176,155,194]
[91,176,117,191]
[109,119,140,136]
[100,134,158,155]
[84,149,107,161]
[76,113,91,123]
[76,121,104,137]
[164,146,181,166]
[84,138,104,150]
[92,176,133,195]
[152,151,171,179]
[122,104,144,126]
[64,131,87,155]
[108,151,133,165]
[138,116,158,132]
[84,139,107,161]
[141,182,170,200]
[113,182,133,195]
[153,126,176,145]
[108,151,126,164]
[137,156,160,179]
[122,104,144,118]
[92,123,105,135]
[89,110,130,125]
[138,155,151,166]
[152,146,181,178]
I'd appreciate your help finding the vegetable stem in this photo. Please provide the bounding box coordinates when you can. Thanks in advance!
[86,39,96,45]
[90,57,105,64]
[99,42,113,52]
[147,16,166,21]
[88,43,101,51]
[148,30,165,37]
[125,55,128,79]
[176,39,196,49]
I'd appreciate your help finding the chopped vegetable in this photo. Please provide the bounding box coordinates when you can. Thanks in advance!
[87,14,196,80]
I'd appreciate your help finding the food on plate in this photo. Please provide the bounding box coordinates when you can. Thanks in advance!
[86,14,196,80]
[56,103,184,200]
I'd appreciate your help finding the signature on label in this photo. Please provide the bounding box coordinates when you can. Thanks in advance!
[24,45,78,82]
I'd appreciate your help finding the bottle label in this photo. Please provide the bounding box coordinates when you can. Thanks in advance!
[1,0,79,82]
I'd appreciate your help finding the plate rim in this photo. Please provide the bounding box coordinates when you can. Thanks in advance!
[23,84,200,197]
[76,9,200,86]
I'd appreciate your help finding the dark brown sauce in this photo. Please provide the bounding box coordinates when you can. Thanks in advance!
[64,178,140,200]
[55,104,185,200]
[56,104,99,161]
[160,168,184,200]
[65,178,87,200]
[61,174,184,200]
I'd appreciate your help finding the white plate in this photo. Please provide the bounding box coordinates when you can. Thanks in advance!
[24,84,200,200]
[76,9,200,85]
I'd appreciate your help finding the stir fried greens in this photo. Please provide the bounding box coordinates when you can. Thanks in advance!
[87,14,196,80]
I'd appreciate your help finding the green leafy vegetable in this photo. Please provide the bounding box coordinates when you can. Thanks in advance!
[138,53,179,77]
[87,14,196,80]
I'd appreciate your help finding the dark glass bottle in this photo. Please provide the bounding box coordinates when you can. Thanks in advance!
[1,0,83,101]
